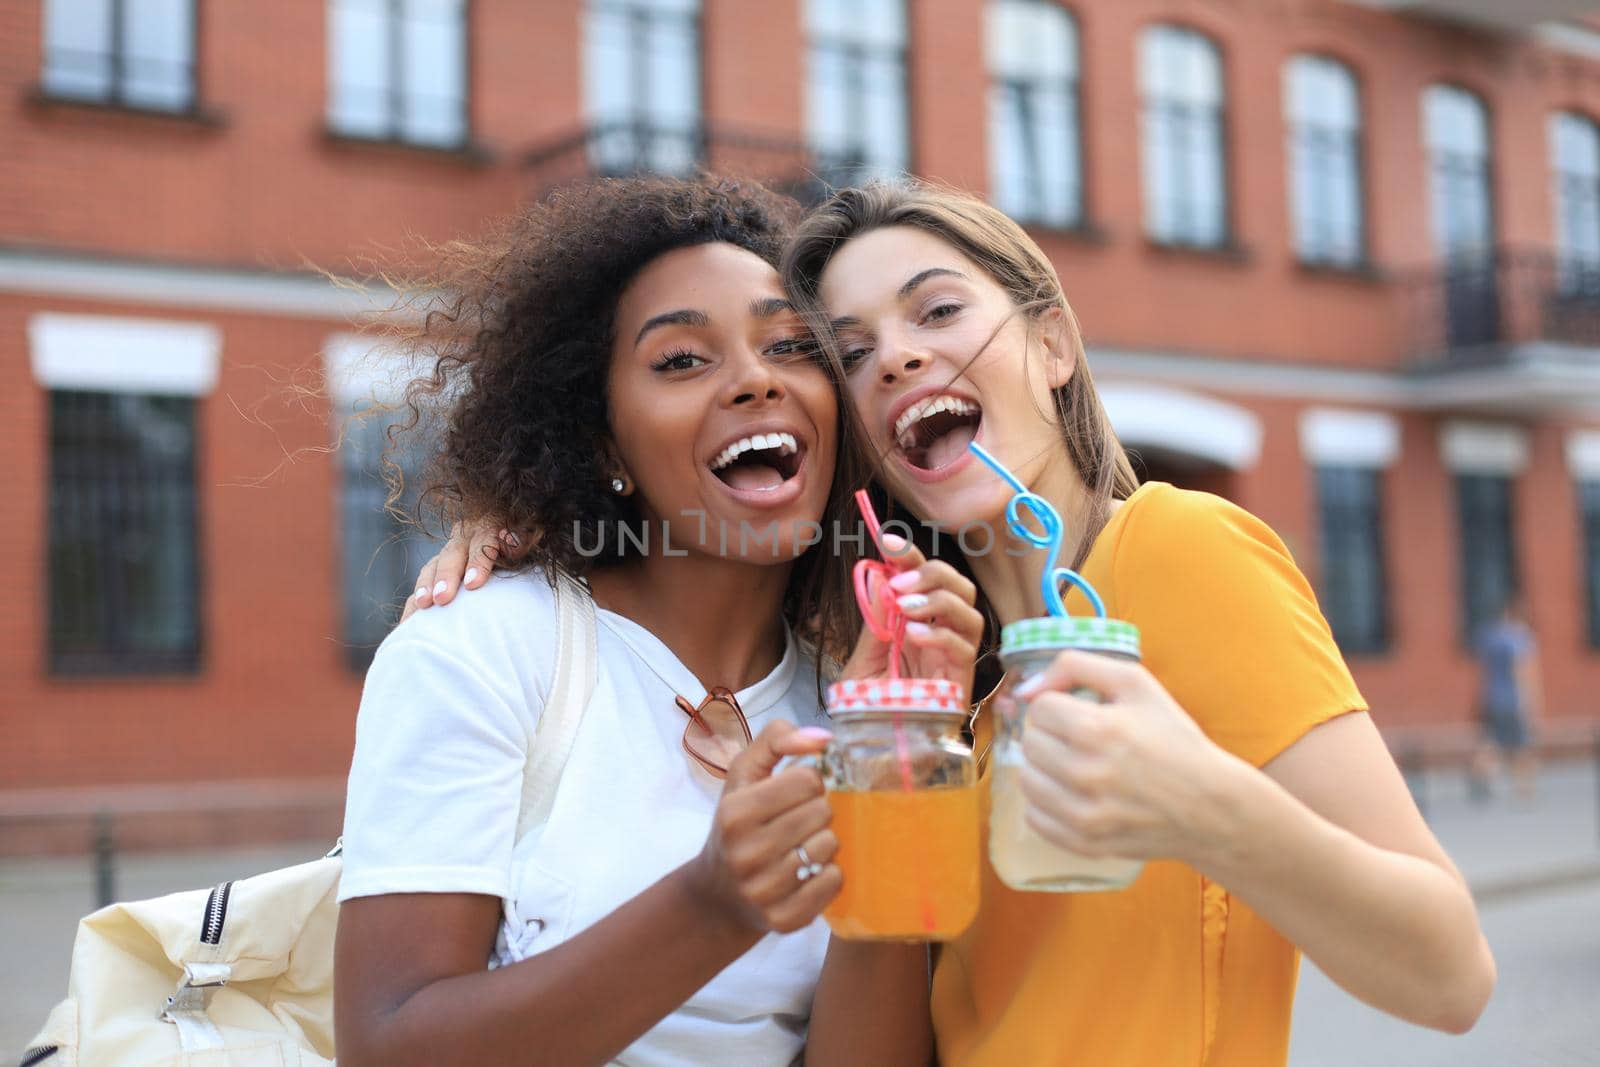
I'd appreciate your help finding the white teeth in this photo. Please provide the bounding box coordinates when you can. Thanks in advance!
[894,395,980,449]
[710,431,802,471]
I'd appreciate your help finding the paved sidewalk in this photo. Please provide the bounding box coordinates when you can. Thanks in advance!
[2,761,1596,1061]
[1406,758,1600,896]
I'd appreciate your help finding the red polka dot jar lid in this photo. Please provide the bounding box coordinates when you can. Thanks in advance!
[825,677,968,717]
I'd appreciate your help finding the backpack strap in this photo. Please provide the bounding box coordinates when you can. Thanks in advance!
[516,571,598,842]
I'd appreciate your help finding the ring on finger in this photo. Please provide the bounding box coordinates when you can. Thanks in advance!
[794,845,825,882]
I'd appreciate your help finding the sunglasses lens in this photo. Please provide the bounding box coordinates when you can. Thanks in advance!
[683,695,750,773]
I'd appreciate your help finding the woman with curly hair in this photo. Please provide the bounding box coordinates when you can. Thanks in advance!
[333,176,979,1067]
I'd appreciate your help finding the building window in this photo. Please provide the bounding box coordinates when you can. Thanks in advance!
[48,391,200,674]
[1582,481,1600,648]
[1313,466,1389,654]
[41,0,196,112]
[1455,473,1517,642]
[1285,55,1363,267]
[1551,111,1600,296]
[1424,85,1494,261]
[806,0,909,185]
[986,0,1081,229]
[337,408,432,668]
[328,0,469,149]
[1139,25,1226,249]
[583,0,701,176]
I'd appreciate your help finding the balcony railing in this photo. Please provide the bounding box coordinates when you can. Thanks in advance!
[520,122,868,205]
[1405,246,1600,365]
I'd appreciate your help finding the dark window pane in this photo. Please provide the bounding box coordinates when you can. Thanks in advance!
[1315,466,1389,654]
[48,390,200,674]
[339,409,434,668]
[1455,473,1517,642]
[1580,480,1600,648]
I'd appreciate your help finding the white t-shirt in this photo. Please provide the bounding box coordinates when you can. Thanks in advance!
[340,569,832,1067]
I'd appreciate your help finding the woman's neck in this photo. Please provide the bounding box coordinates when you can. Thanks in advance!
[586,551,794,693]
[963,452,1098,628]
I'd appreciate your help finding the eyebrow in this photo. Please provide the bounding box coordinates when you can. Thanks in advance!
[898,267,967,300]
[750,297,795,319]
[635,308,709,347]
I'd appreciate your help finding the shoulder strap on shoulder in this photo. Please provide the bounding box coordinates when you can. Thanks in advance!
[516,571,598,841]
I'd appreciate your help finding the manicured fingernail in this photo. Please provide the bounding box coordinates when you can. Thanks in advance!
[882,532,907,552]
[414,587,428,602]
[464,568,480,585]
[1015,675,1045,698]
[897,593,930,612]
[888,570,919,591]
[432,580,448,598]
[905,621,931,636]
[796,726,834,741]
[502,530,521,548]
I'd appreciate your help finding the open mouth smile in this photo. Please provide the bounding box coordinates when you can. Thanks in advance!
[706,427,809,505]
[889,391,983,476]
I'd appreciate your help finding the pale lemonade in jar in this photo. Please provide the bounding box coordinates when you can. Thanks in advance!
[820,678,980,940]
[991,615,1144,892]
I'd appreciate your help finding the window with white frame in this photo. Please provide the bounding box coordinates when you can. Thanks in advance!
[1424,85,1494,261]
[327,0,469,149]
[584,0,702,176]
[41,0,196,112]
[1551,111,1600,294]
[31,313,218,675]
[806,0,909,185]
[986,0,1081,228]
[1285,55,1363,267]
[1140,25,1227,248]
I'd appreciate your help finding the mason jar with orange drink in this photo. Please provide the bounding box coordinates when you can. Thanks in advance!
[819,677,979,940]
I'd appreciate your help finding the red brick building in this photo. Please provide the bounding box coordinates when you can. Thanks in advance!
[5,0,1600,830]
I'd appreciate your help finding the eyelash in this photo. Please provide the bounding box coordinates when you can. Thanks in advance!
[651,348,702,372]
[839,303,962,371]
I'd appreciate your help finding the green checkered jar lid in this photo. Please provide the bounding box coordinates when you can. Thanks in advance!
[999,615,1141,660]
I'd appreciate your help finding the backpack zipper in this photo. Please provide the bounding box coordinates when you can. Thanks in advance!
[200,881,233,946]
[19,1047,59,1066]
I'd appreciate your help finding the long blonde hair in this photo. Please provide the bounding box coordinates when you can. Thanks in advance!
[781,180,1139,569]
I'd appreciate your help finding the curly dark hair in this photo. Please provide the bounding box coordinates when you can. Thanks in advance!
[379,174,858,659]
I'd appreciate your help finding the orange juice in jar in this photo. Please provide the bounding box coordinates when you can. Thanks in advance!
[819,678,979,941]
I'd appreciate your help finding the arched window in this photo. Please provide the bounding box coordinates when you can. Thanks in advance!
[584,0,702,175]
[1551,111,1600,293]
[1284,55,1363,266]
[986,0,1081,227]
[1424,85,1494,261]
[806,0,909,184]
[1140,25,1227,247]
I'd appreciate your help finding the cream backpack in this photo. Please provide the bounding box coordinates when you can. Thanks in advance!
[23,574,597,1067]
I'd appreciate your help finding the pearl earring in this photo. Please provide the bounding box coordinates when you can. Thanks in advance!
[611,477,626,494]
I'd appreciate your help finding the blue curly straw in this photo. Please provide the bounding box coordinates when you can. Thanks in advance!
[967,441,1106,619]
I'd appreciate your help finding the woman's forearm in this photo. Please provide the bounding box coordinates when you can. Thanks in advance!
[341,864,763,1067]
[805,938,933,1066]
[1192,764,1494,1033]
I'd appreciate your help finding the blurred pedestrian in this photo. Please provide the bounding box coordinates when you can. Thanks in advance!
[1471,597,1543,802]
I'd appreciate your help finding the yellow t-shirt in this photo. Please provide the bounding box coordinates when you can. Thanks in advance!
[931,482,1367,1067]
